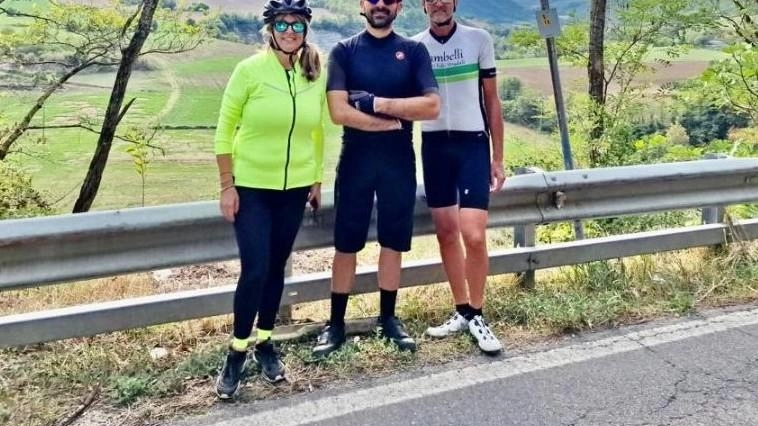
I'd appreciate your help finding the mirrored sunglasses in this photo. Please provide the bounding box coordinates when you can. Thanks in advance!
[273,21,306,33]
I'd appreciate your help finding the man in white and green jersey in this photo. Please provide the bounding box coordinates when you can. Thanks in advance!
[412,0,505,355]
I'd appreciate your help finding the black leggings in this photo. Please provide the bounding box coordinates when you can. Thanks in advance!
[232,186,310,339]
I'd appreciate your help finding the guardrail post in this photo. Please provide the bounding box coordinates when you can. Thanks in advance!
[514,222,536,289]
[278,258,294,324]
[702,153,728,252]
[513,167,539,289]
[701,153,728,225]
[702,206,725,226]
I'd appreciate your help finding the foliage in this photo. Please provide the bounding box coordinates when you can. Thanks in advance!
[0,162,51,219]
[186,2,210,12]
[664,122,690,146]
[499,76,523,101]
[700,43,758,123]
[502,91,556,133]
[123,123,161,207]
[678,99,749,146]
[111,374,154,406]
[311,15,362,38]
[565,90,672,167]
[214,13,263,44]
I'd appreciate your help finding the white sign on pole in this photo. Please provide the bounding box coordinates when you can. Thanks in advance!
[536,8,561,38]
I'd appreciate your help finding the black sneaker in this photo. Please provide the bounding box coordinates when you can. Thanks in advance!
[215,348,247,400]
[253,339,285,383]
[378,316,417,352]
[312,323,346,359]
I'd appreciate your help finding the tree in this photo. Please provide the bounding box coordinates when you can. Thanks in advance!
[72,0,166,212]
[588,0,606,149]
[124,122,159,207]
[0,0,204,160]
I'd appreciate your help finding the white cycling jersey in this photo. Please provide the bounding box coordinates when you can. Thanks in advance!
[412,23,497,133]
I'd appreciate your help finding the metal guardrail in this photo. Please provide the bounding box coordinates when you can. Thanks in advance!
[1,158,758,347]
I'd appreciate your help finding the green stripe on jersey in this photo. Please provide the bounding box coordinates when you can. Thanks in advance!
[435,71,479,83]
[433,63,479,78]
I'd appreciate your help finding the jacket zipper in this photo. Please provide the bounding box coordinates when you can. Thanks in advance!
[283,68,296,189]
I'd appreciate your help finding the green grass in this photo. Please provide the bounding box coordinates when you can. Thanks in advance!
[172,56,248,77]
[497,57,554,69]
[161,87,222,126]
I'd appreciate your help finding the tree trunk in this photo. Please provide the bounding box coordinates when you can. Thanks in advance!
[72,0,158,213]
[588,0,607,166]
[0,63,90,160]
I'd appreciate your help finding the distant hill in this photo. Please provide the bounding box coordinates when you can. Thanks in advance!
[458,0,589,24]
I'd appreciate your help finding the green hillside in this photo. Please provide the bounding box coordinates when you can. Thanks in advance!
[460,0,588,23]
[457,0,532,23]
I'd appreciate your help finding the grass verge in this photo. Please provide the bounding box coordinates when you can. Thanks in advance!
[1,241,756,426]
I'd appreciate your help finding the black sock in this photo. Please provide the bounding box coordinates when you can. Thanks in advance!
[470,306,483,318]
[379,289,398,320]
[330,292,349,327]
[456,303,472,319]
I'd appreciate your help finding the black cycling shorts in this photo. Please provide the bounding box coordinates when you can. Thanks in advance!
[421,131,491,210]
[334,138,417,253]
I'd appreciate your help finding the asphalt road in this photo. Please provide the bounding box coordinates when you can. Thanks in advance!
[173,307,758,426]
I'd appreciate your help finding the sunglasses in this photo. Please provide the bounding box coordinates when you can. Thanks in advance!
[424,0,454,3]
[366,0,401,5]
[273,21,306,34]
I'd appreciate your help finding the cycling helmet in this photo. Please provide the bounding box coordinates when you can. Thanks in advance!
[263,0,313,24]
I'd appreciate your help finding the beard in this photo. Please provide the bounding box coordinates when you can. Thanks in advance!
[365,7,397,29]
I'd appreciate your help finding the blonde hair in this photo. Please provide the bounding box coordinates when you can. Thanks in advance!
[264,16,321,82]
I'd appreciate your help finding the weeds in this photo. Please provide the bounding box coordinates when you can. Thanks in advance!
[1,243,757,426]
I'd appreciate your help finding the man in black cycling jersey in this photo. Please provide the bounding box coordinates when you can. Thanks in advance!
[413,0,505,355]
[312,0,440,359]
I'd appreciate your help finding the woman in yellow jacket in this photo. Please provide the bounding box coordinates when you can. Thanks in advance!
[214,0,325,400]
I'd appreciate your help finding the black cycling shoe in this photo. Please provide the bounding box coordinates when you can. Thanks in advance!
[312,323,346,359]
[215,348,247,400]
[253,339,285,383]
[378,316,417,352]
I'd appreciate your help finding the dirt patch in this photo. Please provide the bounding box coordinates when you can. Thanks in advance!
[292,248,334,274]
[152,262,239,290]
[151,249,335,290]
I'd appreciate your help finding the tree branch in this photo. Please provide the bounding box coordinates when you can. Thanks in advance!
[121,4,143,39]
[24,123,165,153]
[0,7,58,24]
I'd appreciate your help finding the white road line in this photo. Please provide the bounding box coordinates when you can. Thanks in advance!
[202,308,758,426]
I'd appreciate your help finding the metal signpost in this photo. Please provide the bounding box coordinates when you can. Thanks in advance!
[536,1,584,239]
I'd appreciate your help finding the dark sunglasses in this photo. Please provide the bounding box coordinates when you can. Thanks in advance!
[273,21,306,34]
[366,0,400,5]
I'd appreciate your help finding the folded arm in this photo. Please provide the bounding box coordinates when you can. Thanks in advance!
[373,92,441,121]
[327,90,401,131]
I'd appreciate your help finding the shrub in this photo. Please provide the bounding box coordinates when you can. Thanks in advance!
[499,77,522,101]
[679,104,749,146]
[0,163,52,220]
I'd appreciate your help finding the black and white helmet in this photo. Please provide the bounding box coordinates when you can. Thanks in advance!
[262,0,313,24]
